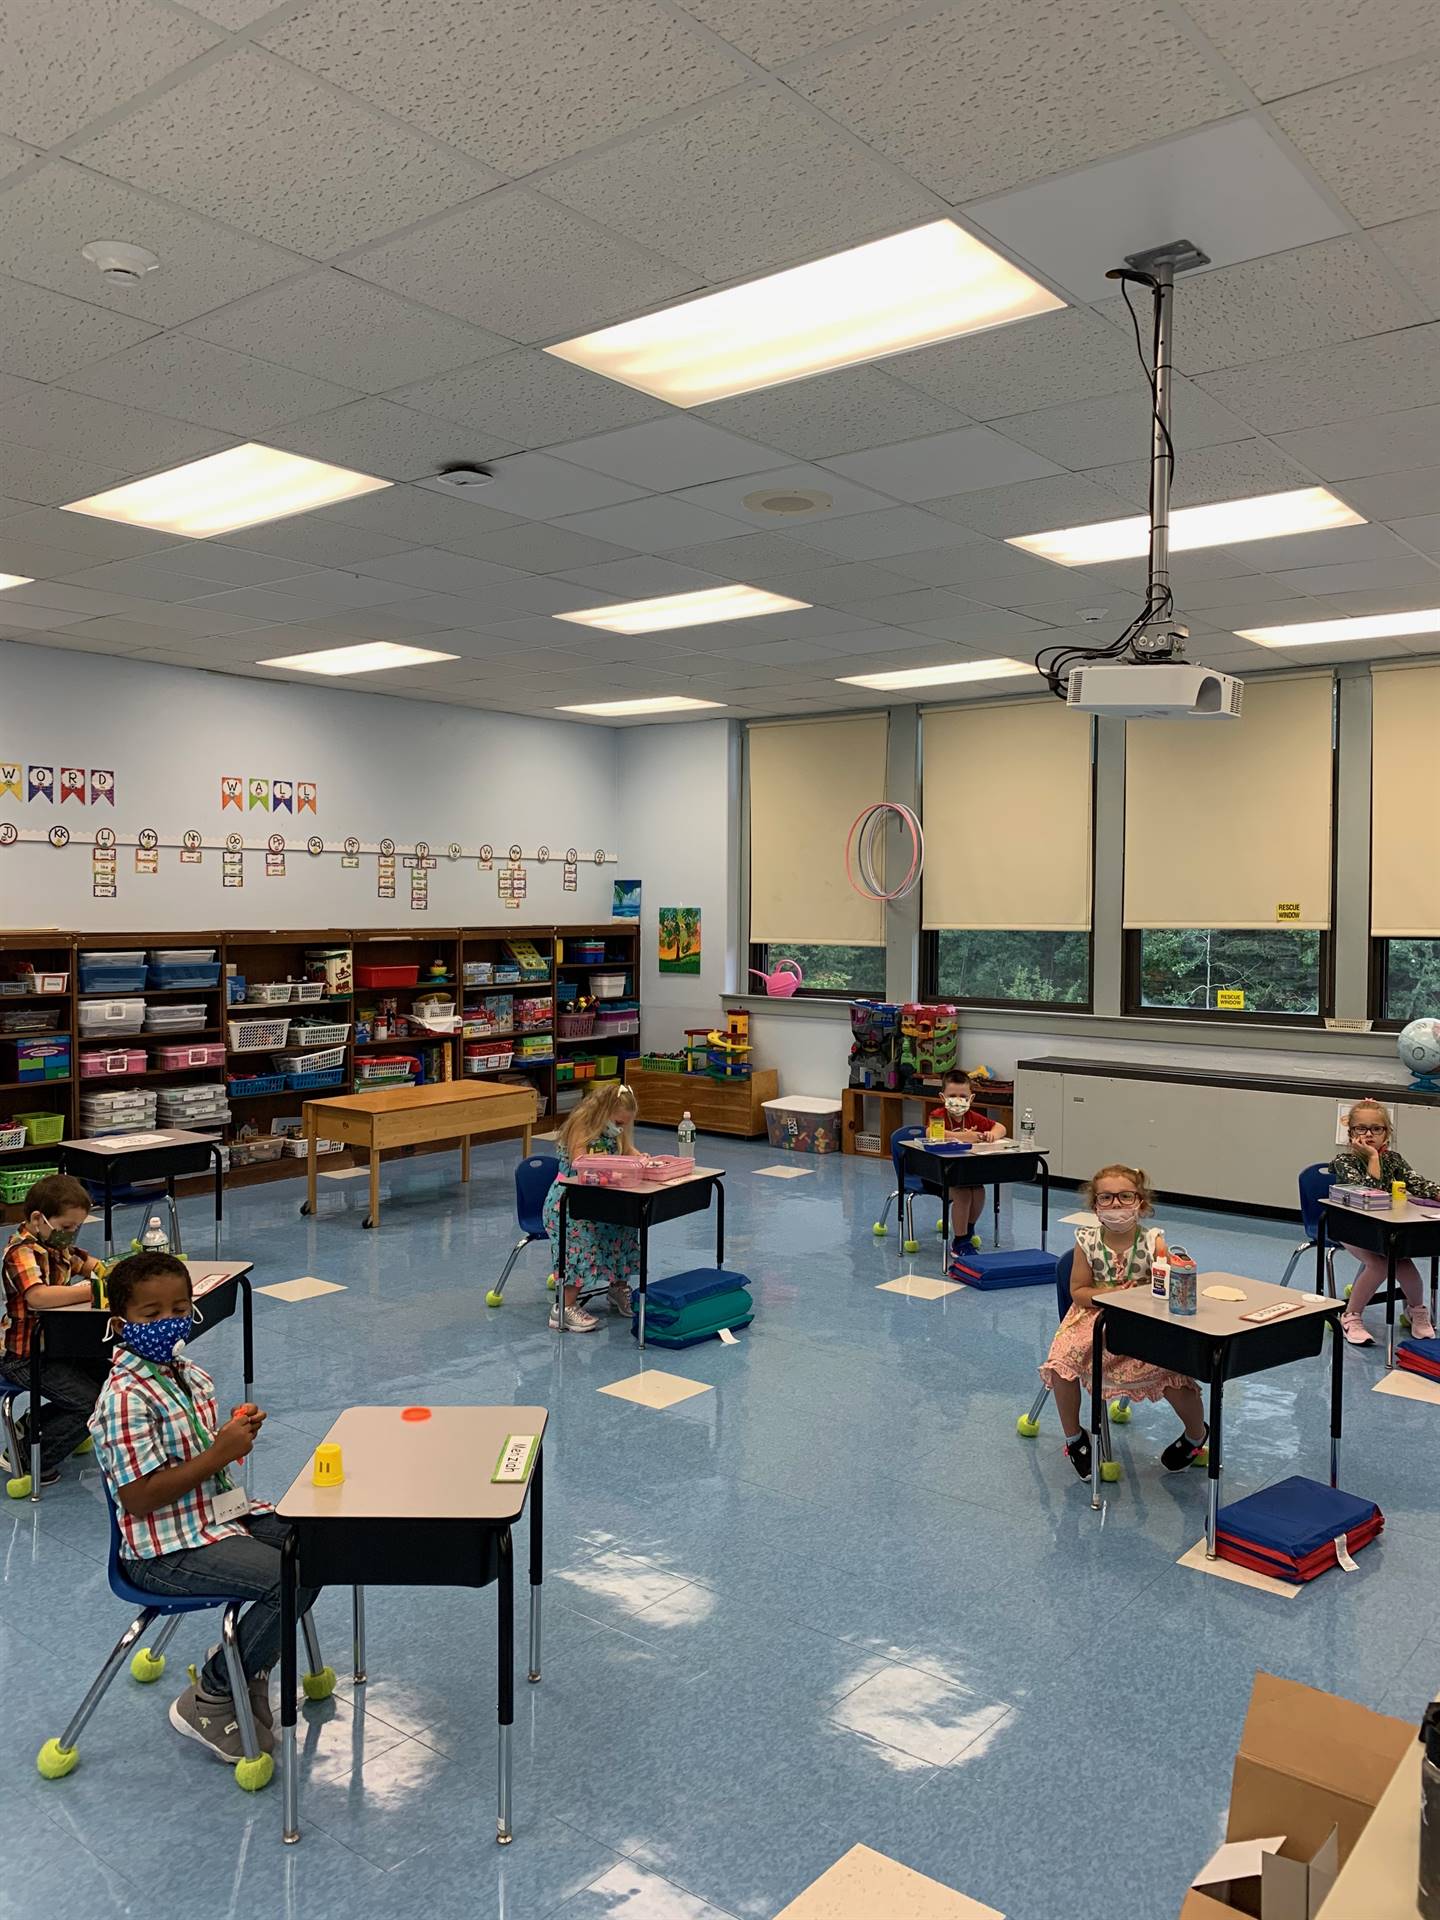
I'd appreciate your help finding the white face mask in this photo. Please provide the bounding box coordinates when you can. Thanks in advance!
[1098,1203,1140,1231]
[944,1094,971,1117]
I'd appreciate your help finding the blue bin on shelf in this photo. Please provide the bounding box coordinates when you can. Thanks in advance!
[147,962,221,989]
[79,964,148,993]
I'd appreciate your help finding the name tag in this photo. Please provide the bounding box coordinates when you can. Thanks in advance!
[491,1434,537,1484]
[212,1484,250,1523]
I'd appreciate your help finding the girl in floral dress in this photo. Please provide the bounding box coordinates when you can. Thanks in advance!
[543,1081,641,1332]
[1039,1163,1209,1480]
[1330,1098,1438,1345]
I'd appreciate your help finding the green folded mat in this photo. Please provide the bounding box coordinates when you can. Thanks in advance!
[637,1288,752,1334]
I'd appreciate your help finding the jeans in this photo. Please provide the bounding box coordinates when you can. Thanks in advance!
[122,1512,320,1694]
[5,1355,108,1473]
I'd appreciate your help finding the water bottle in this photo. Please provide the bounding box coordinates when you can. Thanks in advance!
[677,1111,696,1157]
[1167,1245,1198,1317]
[1019,1106,1036,1147]
[1421,1702,1440,1919]
[1393,1178,1408,1209]
[140,1214,170,1254]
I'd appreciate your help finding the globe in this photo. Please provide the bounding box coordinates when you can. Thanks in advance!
[1397,1017,1440,1090]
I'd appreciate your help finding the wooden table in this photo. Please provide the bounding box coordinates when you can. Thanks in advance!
[1093,1271,1343,1556]
[300,1082,536,1229]
[556,1166,725,1347]
[277,1404,546,1848]
[1319,1196,1440,1367]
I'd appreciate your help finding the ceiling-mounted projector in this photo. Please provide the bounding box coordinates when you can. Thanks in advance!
[1066,661,1243,719]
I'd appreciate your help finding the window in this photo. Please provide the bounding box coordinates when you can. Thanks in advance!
[1375,938,1440,1028]
[1128,928,1325,1018]
[928,930,1090,1007]
[1371,665,1440,1025]
[749,941,885,998]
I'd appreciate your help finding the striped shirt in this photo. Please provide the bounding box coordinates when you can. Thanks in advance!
[2,1226,99,1361]
[89,1350,249,1561]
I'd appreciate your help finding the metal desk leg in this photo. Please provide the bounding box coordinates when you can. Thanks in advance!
[103,1169,115,1260]
[1386,1242,1398,1369]
[211,1145,223,1257]
[555,1192,569,1337]
[165,1176,182,1258]
[281,1529,300,1844]
[992,1184,999,1247]
[1089,1311,1104,1514]
[1315,1213,1328,1294]
[1432,1253,1438,1329]
[1205,1368,1225,1560]
[28,1335,42,1505]
[1329,1306,1343,1489]
[1040,1158,1050,1252]
[714,1178,726,1268]
[352,1587,367,1685]
[238,1274,254,1498]
[528,1445,543,1684]
[496,1527,514,1846]
[637,1214,649,1351]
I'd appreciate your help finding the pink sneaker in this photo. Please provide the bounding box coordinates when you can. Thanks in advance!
[1408,1307,1435,1341]
[1341,1314,1374,1347]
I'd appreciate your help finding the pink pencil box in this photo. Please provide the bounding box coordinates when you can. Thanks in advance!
[635,1155,695,1181]
[573,1153,650,1185]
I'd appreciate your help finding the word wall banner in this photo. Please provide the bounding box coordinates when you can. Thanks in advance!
[28,766,53,803]
[61,767,86,803]
[91,769,115,806]
[0,763,19,800]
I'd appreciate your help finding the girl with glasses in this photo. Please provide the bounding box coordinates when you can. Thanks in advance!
[1330,1100,1438,1345]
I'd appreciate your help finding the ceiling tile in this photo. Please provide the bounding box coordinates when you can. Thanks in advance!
[0,441,124,506]
[1174,577,1308,613]
[285,604,460,640]
[0,162,307,328]
[1085,437,1316,511]
[0,505,181,562]
[184,0,287,23]
[54,556,251,602]
[788,0,1238,202]
[0,380,229,473]
[701,558,917,608]
[1276,408,1440,483]
[70,47,498,256]
[122,542,316,588]
[262,0,744,174]
[314,482,523,546]
[996,379,1252,470]
[698,367,968,462]
[549,417,775,491]
[1338,468,1440,521]
[1180,0,1439,100]
[1212,522,1417,573]
[1270,554,1440,597]
[1391,515,1440,559]
[888,307,1136,421]
[183,583,348,625]
[0,0,220,148]
[1370,211,1440,316]
[212,518,418,569]
[779,504,990,561]
[344,189,698,344]
[452,526,637,575]
[552,494,750,552]
[553,556,721,599]
[920,470,1132,538]
[964,117,1348,304]
[60,597,267,634]
[0,600,89,631]
[675,462,900,524]
[422,451,647,522]
[395,349,665,449]
[184,270,512,395]
[1271,59,1440,227]
[270,398,514,481]
[1198,328,1440,435]
[672,0,915,67]
[348,547,529,595]
[60,333,358,434]
[821,425,1061,501]
[897,606,1051,644]
[661,530,823,576]
[0,277,158,383]
[880,539,1076,594]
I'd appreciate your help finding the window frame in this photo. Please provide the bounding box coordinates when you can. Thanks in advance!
[920,926,1095,1013]
[1368,936,1440,1032]
[1121,926,1335,1026]
[746,939,888,1003]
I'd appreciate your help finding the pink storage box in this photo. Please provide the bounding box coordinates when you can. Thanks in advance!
[154,1042,226,1069]
[81,1048,146,1077]
[636,1155,695,1182]
[572,1153,649,1185]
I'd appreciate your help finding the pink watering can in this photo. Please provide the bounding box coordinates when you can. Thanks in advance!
[750,959,803,997]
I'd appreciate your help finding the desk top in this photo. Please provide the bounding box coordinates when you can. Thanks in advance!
[61,1128,218,1158]
[278,1405,548,1523]
[37,1257,253,1319]
[1101,1270,1338,1339]
[902,1138,1045,1157]
[1323,1195,1440,1228]
[559,1165,724,1196]
[301,1081,536,1118]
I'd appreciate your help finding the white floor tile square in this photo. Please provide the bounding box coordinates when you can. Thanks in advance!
[258,1276,348,1302]
[1176,1539,1301,1598]
[754,1165,814,1179]
[876,1273,963,1301]
[597,1370,713,1410]
[777,1844,1004,1919]
[1372,1370,1440,1405]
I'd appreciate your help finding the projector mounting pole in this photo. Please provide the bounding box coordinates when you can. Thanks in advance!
[1147,259,1174,635]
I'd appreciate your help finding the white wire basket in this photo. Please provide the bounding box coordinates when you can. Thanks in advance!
[228,1016,291,1052]
[276,1045,346,1074]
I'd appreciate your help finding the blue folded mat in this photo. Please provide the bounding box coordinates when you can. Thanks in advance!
[640,1267,753,1311]
[948,1249,1057,1291]
[1216,1476,1379,1558]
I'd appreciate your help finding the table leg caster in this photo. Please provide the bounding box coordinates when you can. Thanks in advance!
[299,1202,312,1217]
[362,1218,375,1230]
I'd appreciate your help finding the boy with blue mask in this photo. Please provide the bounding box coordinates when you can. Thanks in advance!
[90,1251,321,1768]
[2,1174,105,1487]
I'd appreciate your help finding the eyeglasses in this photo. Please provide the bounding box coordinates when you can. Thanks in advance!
[1095,1191,1141,1207]
[1349,1124,1388,1138]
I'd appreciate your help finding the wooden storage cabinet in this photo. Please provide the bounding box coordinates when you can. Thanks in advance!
[625,1065,779,1138]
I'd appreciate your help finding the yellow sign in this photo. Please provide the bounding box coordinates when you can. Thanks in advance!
[1275,901,1301,921]
[1216,989,1246,1010]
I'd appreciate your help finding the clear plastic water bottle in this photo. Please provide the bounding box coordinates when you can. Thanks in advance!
[140,1213,170,1253]
[677,1111,696,1156]
[1019,1106,1036,1147]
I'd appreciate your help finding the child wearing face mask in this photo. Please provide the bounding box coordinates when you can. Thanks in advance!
[1038,1163,1208,1481]
[1330,1098,1438,1345]
[1,1174,105,1487]
[89,1250,321,1768]
[930,1069,1007,1250]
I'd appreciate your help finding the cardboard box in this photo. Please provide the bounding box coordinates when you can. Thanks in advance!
[1178,1673,1412,1920]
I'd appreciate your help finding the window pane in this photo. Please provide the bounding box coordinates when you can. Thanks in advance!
[756,943,885,996]
[1383,939,1440,1025]
[1136,929,1321,1015]
[934,930,1089,1006]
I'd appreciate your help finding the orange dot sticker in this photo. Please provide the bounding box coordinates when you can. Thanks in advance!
[401,1406,432,1422]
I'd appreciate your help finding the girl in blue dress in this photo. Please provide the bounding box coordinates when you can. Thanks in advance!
[543,1082,641,1331]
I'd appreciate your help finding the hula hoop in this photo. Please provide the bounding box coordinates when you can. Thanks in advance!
[845,801,924,902]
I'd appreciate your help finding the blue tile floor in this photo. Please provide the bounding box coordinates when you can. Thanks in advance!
[4,1135,1436,1920]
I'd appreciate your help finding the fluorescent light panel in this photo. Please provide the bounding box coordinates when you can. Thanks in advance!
[557,696,725,716]
[555,583,808,635]
[1007,487,1363,567]
[1237,608,1440,649]
[0,573,34,591]
[838,659,1041,690]
[548,220,1064,407]
[63,443,391,537]
[258,642,458,675]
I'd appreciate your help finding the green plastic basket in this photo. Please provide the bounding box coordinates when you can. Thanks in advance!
[0,1164,58,1203]
[639,1054,684,1073]
[16,1111,65,1145]
[594,1053,618,1078]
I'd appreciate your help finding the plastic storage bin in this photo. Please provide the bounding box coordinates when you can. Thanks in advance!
[4,1038,71,1082]
[589,972,627,999]
[0,1007,62,1036]
[79,999,145,1037]
[0,1165,58,1202]
[228,1073,287,1098]
[558,1011,595,1039]
[16,1112,66,1146]
[153,1042,226,1070]
[228,1016,290,1052]
[355,963,419,989]
[763,1096,842,1153]
[79,953,148,993]
[23,969,69,994]
[80,1049,147,1078]
[0,1123,27,1151]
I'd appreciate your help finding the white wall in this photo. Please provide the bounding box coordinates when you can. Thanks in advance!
[0,644,619,930]
[957,1020,1415,1091]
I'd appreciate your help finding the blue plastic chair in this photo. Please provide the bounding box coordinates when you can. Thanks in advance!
[1016,1248,1126,1477]
[1278,1163,1339,1294]
[871,1125,948,1251]
[486,1153,560,1307]
[36,1488,333,1790]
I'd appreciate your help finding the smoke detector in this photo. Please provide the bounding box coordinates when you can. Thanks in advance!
[428,465,496,493]
[742,486,832,517]
[82,241,160,283]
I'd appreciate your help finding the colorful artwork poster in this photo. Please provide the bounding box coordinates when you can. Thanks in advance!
[612,878,641,921]
[658,906,701,975]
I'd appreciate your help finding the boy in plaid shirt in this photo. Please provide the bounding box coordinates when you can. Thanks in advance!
[2,1173,104,1487]
[90,1250,320,1766]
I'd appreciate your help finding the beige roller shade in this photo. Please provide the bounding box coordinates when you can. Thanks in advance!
[1124,673,1333,929]
[1373,661,1440,937]
[922,700,1093,930]
[748,714,887,945]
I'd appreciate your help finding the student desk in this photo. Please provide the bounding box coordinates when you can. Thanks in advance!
[1091,1272,1342,1556]
[555,1168,726,1347]
[300,1081,537,1229]
[1318,1196,1440,1367]
[899,1139,1050,1252]
[276,1404,546,1848]
[24,1259,254,1505]
[59,1130,224,1258]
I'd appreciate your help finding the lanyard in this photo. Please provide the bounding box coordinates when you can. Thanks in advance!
[134,1359,233,1492]
[1097,1227,1141,1291]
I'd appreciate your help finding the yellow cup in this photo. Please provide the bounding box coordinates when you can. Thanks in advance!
[312,1443,344,1487]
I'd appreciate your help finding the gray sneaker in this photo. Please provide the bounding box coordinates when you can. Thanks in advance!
[607,1282,633,1316]
[169,1684,250,1763]
[196,1656,274,1754]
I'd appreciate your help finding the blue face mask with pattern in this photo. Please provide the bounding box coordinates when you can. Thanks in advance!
[119,1315,194,1365]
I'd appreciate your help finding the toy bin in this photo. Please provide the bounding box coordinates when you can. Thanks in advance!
[589,972,627,999]
[4,1038,71,1082]
[0,1007,62,1036]
[0,1123,26,1151]
[558,1010,595,1039]
[80,1048,147,1078]
[153,1042,226,1070]
[78,999,145,1039]
[228,1015,290,1052]
[147,955,221,989]
[22,968,69,995]
[355,963,419,989]
[568,940,606,964]
[16,1112,66,1146]
[0,1165,59,1202]
[79,952,149,993]
[763,1095,842,1153]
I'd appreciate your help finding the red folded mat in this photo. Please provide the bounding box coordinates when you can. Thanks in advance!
[1216,1512,1384,1582]
[1398,1351,1440,1381]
